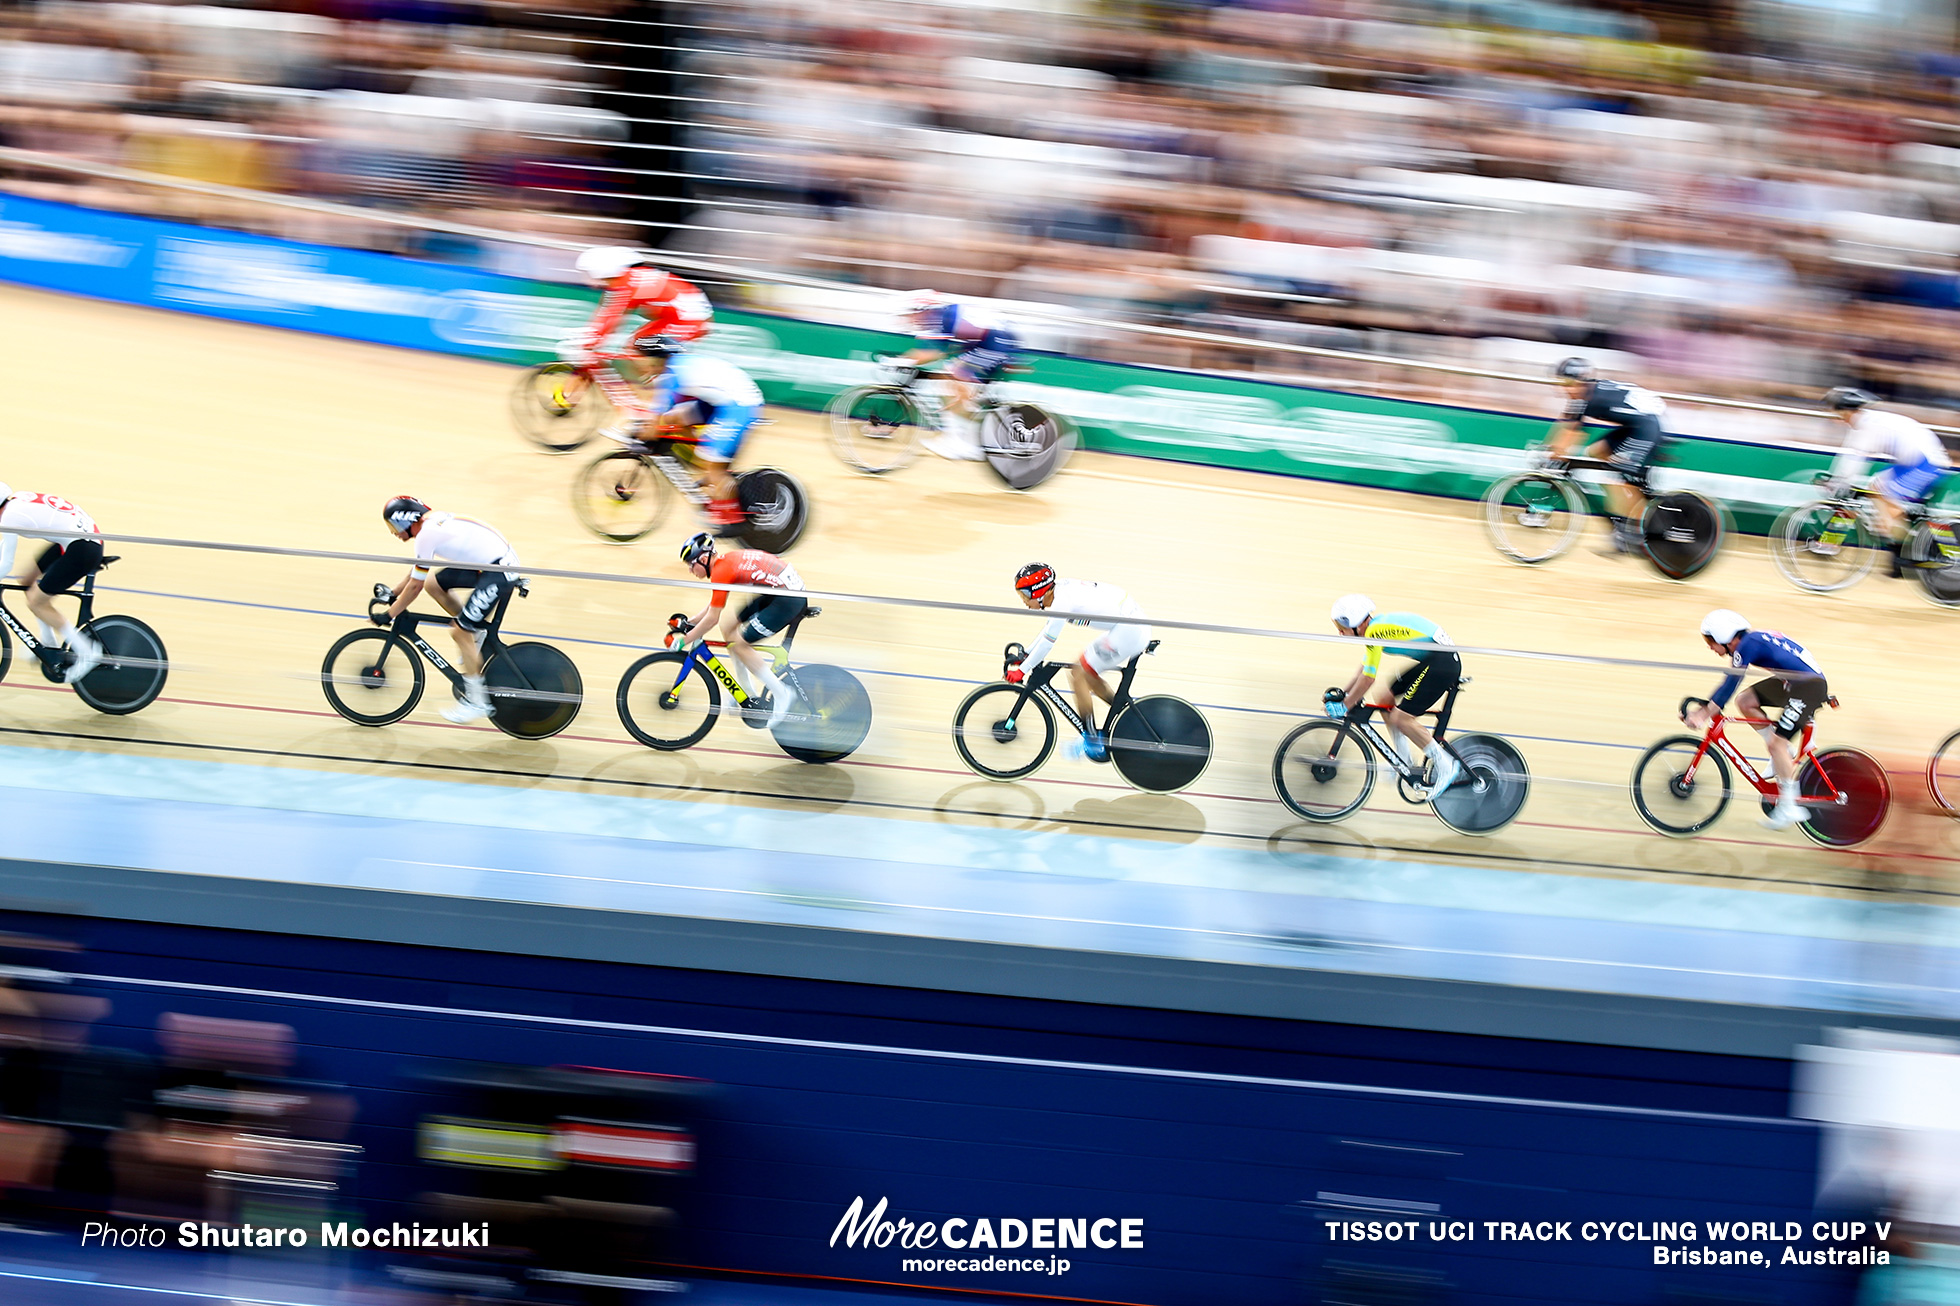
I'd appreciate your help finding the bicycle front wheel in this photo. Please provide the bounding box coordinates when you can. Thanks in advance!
[952,683,1055,780]
[1272,719,1376,822]
[1929,727,1960,816]
[485,641,582,740]
[1430,733,1530,836]
[1107,694,1211,794]
[616,650,722,750]
[1799,747,1889,848]
[828,385,923,474]
[73,614,168,715]
[321,628,424,726]
[511,362,608,453]
[1630,735,1731,836]
[1482,472,1585,564]
[773,664,873,764]
[1641,491,1725,581]
[1771,500,1878,593]
[574,449,675,543]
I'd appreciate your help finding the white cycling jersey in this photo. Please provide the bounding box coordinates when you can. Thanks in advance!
[1830,409,1950,481]
[658,355,764,409]
[411,512,519,580]
[0,492,97,576]
[1025,578,1148,667]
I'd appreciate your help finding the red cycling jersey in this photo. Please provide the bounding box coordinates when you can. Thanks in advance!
[707,550,803,607]
[576,267,713,356]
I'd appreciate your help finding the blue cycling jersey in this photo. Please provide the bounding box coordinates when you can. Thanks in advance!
[1712,630,1822,708]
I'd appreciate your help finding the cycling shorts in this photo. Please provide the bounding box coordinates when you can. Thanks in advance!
[1602,424,1664,494]
[694,401,762,463]
[1747,674,1827,742]
[737,592,806,643]
[1874,455,1947,506]
[434,567,515,633]
[945,329,1021,384]
[1081,622,1151,674]
[34,538,104,595]
[1387,650,1461,716]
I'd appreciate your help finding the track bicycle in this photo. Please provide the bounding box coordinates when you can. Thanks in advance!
[950,640,1211,793]
[614,606,872,764]
[0,556,167,715]
[1771,475,1960,605]
[827,363,1076,491]
[1482,453,1725,580]
[1270,678,1529,836]
[320,583,583,740]
[1630,696,1888,847]
[573,429,809,554]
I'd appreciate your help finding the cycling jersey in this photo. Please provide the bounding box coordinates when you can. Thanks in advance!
[917,302,1021,383]
[1357,612,1451,678]
[653,356,766,463]
[0,492,97,577]
[1564,379,1667,440]
[410,512,518,580]
[1024,578,1148,669]
[1831,409,1951,504]
[574,266,713,355]
[1711,629,1822,709]
[706,550,803,608]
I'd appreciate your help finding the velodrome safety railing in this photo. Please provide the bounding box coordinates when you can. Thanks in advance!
[4,145,1951,440]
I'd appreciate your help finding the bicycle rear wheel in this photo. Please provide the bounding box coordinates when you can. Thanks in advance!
[1630,735,1731,836]
[511,362,608,453]
[485,641,582,740]
[1905,520,1960,608]
[980,403,1074,492]
[1107,694,1211,793]
[773,664,872,763]
[828,385,923,474]
[574,449,675,543]
[735,468,810,553]
[1429,733,1529,836]
[1641,492,1724,580]
[1482,472,1585,564]
[1771,500,1878,593]
[1929,727,1960,816]
[1271,719,1376,822]
[1799,747,1889,847]
[952,683,1055,780]
[73,614,167,715]
[0,621,11,686]
[616,650,722,750]
[321,628,424,726]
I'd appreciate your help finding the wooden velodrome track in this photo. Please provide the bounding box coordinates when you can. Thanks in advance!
[4,282,1955,898]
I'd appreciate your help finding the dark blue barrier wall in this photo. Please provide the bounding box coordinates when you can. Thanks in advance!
[0,909,1848,1306]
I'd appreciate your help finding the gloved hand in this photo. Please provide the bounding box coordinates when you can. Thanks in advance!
[556,337,596,368]
[1323,687,1348,719]
[1004,664,1026,685]
[371,609,393,628]
[1325,699,1347,719]
[1824,478,1851,499]
[878,357,920,385]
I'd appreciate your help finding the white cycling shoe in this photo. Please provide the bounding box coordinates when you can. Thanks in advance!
[1761,800,1806,831]
[597,423,646,447]
[1422,748,1461,801]
[64,634,103,686]
[922,433,986,462]
[766,685,799,729]
[442,691,494,724]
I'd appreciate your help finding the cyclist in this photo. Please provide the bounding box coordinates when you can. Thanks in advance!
[1822,386,1952,575]
[0,485,104,686]
[893,290,1023,462]
[634,341,767,534]
[567,246,714,443]
[1686,609,1827,831]
[1546,357,1669,556]
[376,496,522,725]
[676,531,805,728]
[1328,593,1462,798]
[1007,563,1149,764]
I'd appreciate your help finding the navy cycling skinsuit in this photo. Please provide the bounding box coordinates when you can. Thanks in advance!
[1565,378,1667,493]
[1711,630,1828,741]
[915,303,1020,383]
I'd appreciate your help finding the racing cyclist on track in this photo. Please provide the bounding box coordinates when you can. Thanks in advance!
[0,485,104,686]
[1686,609,1828,832]
[1008,563,1150,764]
[1821,387,1952,576]
[377,496,523,725]
[567,246,714,444]
[632,341,767,534]
[1546,357,1670,556]
[1328,594,1462,798]
[894,291,1023,463]
[677,531,805,728]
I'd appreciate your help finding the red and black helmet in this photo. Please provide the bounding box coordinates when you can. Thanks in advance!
[1014,562,1056,605]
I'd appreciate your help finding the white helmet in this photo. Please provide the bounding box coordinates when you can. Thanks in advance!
[897,288,944,321]
[1330,593,1374,630]
[575,246,650,285]
[1700,609,1749,645]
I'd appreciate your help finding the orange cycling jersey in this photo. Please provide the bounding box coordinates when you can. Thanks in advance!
[576,267,712,354]
[707,550,802,607]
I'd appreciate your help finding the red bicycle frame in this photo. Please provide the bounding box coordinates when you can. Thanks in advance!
[1678,703,1844,808]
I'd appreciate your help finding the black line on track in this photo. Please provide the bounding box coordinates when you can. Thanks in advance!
[0,724,1931,899]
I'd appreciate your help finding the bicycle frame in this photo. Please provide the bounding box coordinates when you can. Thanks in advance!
[1676,706,1845,808]
[0,563,109,671]
[380,583,520,692]
[666,605,815,709]
[1321,680,1470,783]
[994,651,1148,738]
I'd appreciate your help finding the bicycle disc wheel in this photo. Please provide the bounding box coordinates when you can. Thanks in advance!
[1630,734,1731,836]
[1771,500,1878,593]
[71,614,167,715]
[1107,694,1211,794]
[1430,733,1530,836]
[1271,718,1376,822]
[1641,492,1724,581]
[734,468,810,554]
[484,641,582,740]
[321,628,424,726]
[0,620,14,687]
[952,683,1055,780]
[1482,472,1584,564]
[616,650,722,750]
[981,404,1073,492]
[511,362,607,454]
[574,449,674,544]
[1929,728,1960,816]
[1799,747,1890,848]
[828,385,922,474]
[1905,521,1960,608]
[772,663,872,764]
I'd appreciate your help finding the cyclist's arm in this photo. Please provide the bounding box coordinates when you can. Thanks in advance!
[900,346,949,366]
[576,280,634,355]
[0,532,16,579]
[1341,641,1385,709]
[382,570,426,623]
[1826,444,1870,488]
[1545,420,1586,458]
[1708,670,1744,711]
[1022,616,1067,667]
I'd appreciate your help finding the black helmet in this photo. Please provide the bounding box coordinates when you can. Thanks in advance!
[1824,386,1873,412]
[636,335,683,359]
[1554,357,1595,382]
[680,530,715,567]
[383,495,429,533]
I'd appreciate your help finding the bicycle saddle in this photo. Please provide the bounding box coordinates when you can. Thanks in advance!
[101,555,122,568]
[1146,639,1161,654]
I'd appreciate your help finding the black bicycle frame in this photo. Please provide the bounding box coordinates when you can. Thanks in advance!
[997,651,1148,736]
[1324,680,1469,780]
[0,559,110,672]
[381,583,520,693]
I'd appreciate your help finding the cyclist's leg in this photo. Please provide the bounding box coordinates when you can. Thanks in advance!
[1873,461,1941,555]
[1073,624,1148,738]
[1601,434,1656,540]
[27,540,104,671]
[696,402,760,529]
[433,568,493,678]
[729,593,805,722]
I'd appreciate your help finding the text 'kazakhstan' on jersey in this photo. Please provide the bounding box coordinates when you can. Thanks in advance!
[1358,612,1451,677]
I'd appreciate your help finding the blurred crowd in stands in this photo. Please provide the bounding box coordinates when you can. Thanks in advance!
[5,0,1960,430]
